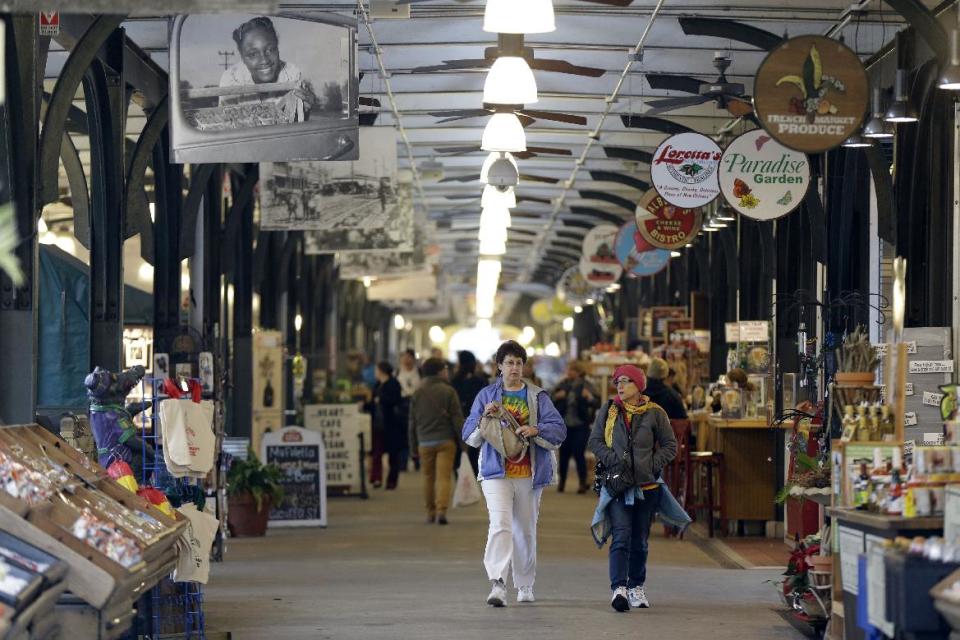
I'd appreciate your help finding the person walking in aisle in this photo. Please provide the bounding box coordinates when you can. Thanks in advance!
[588,364,679,612]
[396,349,421,471]
[643,357,688,421]
[552,361,599,493]
[451,350,488,478]
[373,362,405,490]
[408,358,463,525]
[462,341,566,607]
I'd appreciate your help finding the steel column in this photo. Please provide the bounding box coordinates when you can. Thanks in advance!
[230,167,256,438]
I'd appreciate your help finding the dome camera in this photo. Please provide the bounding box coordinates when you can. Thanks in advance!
[486,157,519,187]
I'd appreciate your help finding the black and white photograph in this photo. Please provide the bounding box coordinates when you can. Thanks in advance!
[169,12,359,163]
[337,227,432,279]
[259,128,397,231]
[304,187,414,255]
[153,352,170,379]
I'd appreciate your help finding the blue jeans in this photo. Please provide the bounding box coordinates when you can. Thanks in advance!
[608,487,661,589]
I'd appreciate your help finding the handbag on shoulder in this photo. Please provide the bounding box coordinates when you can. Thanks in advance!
[478,404,529,462]
[594,405,637,498]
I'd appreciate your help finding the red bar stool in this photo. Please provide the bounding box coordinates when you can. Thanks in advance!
[687,451,726,538]
[662,419,692,538]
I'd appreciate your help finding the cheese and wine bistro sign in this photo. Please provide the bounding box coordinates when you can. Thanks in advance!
[635,190,702,250]
[650,132,722,209]
[754,35,868,154]
[718,129,810,220]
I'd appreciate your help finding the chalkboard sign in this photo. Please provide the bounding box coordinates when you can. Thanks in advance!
[304,403,371,495]
[261,427,327,527]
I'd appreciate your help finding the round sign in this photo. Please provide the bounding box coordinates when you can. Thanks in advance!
[718,129,810,220]
[579,225,623,286]
[650,132,722,208]
[635,190,703,250]
[530,299,553,325]
[557,266,595,304]
[615,221,671,277]
[753,35,868,154]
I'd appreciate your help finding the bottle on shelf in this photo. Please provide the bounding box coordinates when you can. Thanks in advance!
[868,404,881,441]
[880,404,895,441]
[887,469,904,516]
[855,404,869,441]
[841,405,857,442]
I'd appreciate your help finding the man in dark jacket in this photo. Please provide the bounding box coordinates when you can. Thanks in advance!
[409,358,464,524]
[373,362,404,490]
[552,361,599,493]
[644,358,688,421]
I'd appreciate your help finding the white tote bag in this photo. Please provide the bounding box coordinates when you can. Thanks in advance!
[173,504,220,584]
[452,452,482,508]
[159,399,215,473]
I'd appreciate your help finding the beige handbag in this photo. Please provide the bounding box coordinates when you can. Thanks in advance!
[479,405,529,462]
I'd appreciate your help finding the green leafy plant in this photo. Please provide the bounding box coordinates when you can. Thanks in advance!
[835,325,880,373]
[226,450,285,512]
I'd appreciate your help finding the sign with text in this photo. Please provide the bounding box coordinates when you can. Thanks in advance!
[905,412,918,427]
[754,35,868,153]
[634,190,702,250]
[650,132,722,208]
[923,391,945,407]
[262,427,327,527]
[725,320,770,343]
[614,221,670,278]
[718,129,810,220]
[909,360,954,374]
[580,224,623,286]
[39,12,59,35]
[304,403,371,494]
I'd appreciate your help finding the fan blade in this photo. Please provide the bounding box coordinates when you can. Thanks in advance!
[433,145,480,155]
[678,17,784,51]
[644,73,704,95]
[429,109,492,119]
[359,97,380,108]
[569,206,630,225]
[439,174,481,183]
[529,58,605,78]
[620,115,695,135]
[518,114,536,128]
[519,173,560,184]
[644,95,713,115]
[412,59,491,73]
[588,171,650,192]
[725,97,755,117]
[444,194,479,200]
[577,0,634,5]
[517,109,587,126]
[525,146,573,156]
[603,147,653,164]
[518,196,552,205]
[578,190,636,213]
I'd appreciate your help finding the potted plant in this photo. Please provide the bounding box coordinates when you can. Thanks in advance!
[834,325,880,386]
[226,451,284,537]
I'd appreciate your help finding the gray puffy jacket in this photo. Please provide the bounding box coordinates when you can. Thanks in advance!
[587,400,677,487]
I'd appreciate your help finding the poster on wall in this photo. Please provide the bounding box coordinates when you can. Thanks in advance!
[635,190,702,250]
[614,221,670,277]
[650,132,722,208]
[718,129,810,220]
[262,426,327,527]
[304,188,414,254]
[260,128,397,231]
[169,12,358,164]
[304,403,371,495]
[579,224,623,286]
[252,330,284,453]
[753,35,868,154]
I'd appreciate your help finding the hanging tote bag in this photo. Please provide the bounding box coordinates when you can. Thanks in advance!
[452,452,482,508]
[159,398,216,473]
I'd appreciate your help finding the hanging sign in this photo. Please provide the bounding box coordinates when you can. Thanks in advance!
[579,224,623,286]
[557,265,595,305]
[261,427,327,527]
[635,190,702,250]
[753,35,868,154]
[718,129,810,220]
[650,132,722,208]
[614,221,670,277]
[38,12,59,36]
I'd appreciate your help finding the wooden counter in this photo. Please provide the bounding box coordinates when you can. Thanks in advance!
[826,508,943,533]
[699,416,777,523]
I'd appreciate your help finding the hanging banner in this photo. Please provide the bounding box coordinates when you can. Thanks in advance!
[718,129,810,220]
[579,224,623,286]
[753,35,868,154]
[614,221,670,277]
[650,132,722,209]
[635,190,702,250]
[262,427,327,527]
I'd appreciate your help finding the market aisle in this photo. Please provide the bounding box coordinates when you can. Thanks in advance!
[204,470,802,640]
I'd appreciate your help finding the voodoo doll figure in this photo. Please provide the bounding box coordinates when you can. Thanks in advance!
[84,365,154,472]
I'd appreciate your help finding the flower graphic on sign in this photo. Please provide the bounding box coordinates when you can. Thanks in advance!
[776,45,846,121]
[733,179,759,209]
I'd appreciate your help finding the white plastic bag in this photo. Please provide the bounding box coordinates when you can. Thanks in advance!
[452,452,482,508]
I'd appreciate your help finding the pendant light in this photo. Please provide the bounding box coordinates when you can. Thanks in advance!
[885,32,918,123]
[481,184,516,209]
[480,151,518,184]
[481,113,527,152]
[841,132,873,148]
[484,0,555,34]
[484,57,538,105]
[862,88,893,139]
[939,4,960,90]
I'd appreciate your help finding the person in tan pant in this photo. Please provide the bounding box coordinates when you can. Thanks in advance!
[409,358,464,524]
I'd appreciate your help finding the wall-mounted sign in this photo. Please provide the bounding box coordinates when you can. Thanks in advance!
[725,320,770,343]
[579,225,623,286]
[635,190,702,250]
[614,221,670,277]
[650,132,722,208]
[909,360,955,374]
[754,35,868,154]
[39,12,59,36]
[718,129,810,220]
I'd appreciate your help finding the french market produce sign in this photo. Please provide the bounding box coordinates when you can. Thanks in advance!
[635,190,703,250]
[579,225,623,286]
[753,35,868,154]
[615,221,670,277]
[718,129,810,220]
[650,132,722,208]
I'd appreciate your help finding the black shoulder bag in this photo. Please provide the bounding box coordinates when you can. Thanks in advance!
[592,406,637,498]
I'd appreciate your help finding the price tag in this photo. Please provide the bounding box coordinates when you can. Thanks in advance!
[909,360,954,374]
[906,341,918,354]
[904,440,915,466]
[923,432,945,445]
[875,344,889,357]
[905,412,918,427]
[923,391,945,407]
[906,382,915,396]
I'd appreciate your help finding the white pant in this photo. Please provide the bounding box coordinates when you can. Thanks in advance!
[481,477,543,589]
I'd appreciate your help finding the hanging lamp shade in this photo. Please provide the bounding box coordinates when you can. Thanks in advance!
[484,57,538,105]
[481,113,527,152]
[939,29,960,90]
[480,151,518,184]
[480,204,512,229]
[841,132,873,148]
[481,184,516,209]
[484,0,555,34]
[862,88,893,138]
[884,71,918,123]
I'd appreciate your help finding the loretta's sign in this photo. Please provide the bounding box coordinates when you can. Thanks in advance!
[753,35,868,154]
[718,129,810,220]
[635,190,702,249]
[650,132,721,208]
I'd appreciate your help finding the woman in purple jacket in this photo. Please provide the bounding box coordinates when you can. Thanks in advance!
[462,340,566,607]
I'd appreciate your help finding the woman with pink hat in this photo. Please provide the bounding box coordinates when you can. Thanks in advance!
[588,364,683,612]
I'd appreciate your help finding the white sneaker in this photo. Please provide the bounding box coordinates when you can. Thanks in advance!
[628,586,649,609]
[517,586,535,603]
[487,579,507,607]
[611,586,630,612]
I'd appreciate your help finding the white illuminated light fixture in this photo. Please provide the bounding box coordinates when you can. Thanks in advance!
[362,276,374,288]
[294,314,303,333]
[484,57,538,105]
[941,5,960,90]
[562,317,574,332]
[585,298,595,305]
[393,314,406,331]
[482,185,517,210]
[670,250,682,258]
[138,262,154,282]
[574,305,583,314]
[544,342,561,357]
[484,0,555,34]
[477,318,493,331]
[481,113,527,152]
[863,87,894,139]
[429,325,446,344]
[475,259,502,320]
[480,151,518,184]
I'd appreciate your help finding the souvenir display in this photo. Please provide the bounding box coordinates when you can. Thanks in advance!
[71,509,143,569]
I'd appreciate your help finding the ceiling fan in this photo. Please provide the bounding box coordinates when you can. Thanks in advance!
[433,144,573,160]
[440,172,560,184]
[430,105,586,126]
[412,33,605,78]
[642,52,752,117]
[399,0,634,5]
[444,194,552,205]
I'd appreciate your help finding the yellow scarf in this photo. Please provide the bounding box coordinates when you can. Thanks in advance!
[604,396,658,446]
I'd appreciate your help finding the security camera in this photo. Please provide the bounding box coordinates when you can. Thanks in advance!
[485,157,519,187]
